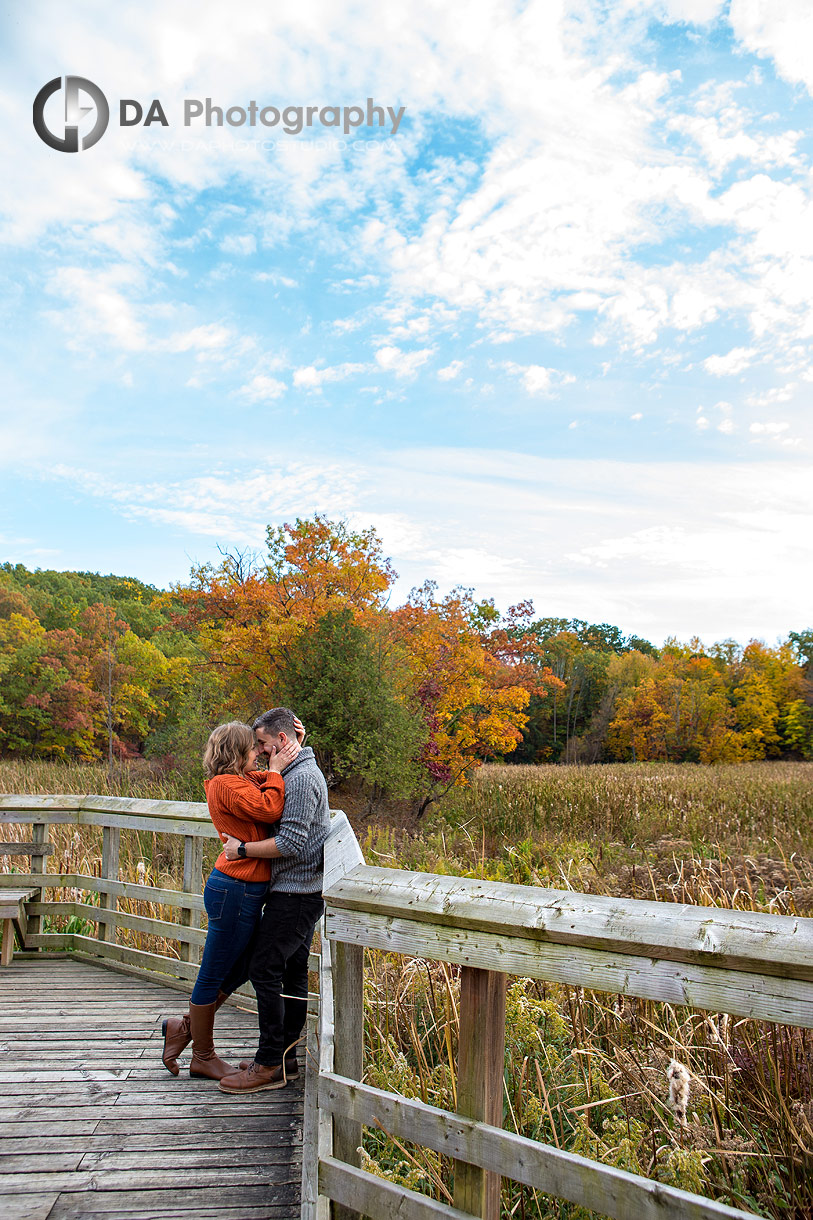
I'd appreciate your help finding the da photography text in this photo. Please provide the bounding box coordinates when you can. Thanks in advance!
[33,76,407,152]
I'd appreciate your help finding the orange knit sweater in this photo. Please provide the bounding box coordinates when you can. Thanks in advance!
[204,770,285,882]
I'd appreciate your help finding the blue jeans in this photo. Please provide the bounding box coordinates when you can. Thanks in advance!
[190,868,267,1005]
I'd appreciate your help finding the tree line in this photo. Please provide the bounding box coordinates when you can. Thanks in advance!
[1,517,811,808]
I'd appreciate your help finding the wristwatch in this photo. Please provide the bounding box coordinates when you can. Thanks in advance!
[237,842,247,859]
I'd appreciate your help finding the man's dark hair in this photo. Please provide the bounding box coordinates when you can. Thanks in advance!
[253,706,297,738]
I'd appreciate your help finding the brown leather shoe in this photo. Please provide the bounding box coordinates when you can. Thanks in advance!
[237,1054,298,1078]
[188,1001,236,1081]
[218,1060,288,1093]
[161,991,230,1076]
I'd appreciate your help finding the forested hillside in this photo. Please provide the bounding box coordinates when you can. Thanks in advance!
[1,516,811,806]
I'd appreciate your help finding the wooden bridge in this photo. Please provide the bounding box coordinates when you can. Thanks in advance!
[3,794,812,1219]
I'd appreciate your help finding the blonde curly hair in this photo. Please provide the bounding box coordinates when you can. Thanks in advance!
[203,721,256,779]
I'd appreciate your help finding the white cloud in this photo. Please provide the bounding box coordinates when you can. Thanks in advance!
[746,383,795,407]
[729,1,813,93]
[46,446,813,640]
[502,362,574,396]
[220,233,257,255]
[237,374,287,402]
[167,323,234,352]
[293,362,368,389]
[750,420,789,434]
[704,347,755,376]
[437,360,463,381]
[374,345,434,378]
[46,265,148,352]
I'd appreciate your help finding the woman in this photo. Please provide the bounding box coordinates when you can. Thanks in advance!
[161,720,298,1080]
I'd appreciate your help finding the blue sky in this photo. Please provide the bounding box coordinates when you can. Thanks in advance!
[1,0,811,643]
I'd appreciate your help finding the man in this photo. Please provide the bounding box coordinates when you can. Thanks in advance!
[218,706,330,1094]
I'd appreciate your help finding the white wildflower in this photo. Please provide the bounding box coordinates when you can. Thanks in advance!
[667,1058,691,1126]
[136,860,146,884]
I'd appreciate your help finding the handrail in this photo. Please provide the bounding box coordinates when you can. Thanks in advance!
[0,792,237,993]
[2,796,794,1218]
[305,816,798,1220]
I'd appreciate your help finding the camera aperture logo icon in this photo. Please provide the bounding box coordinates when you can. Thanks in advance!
[33,76,109,152]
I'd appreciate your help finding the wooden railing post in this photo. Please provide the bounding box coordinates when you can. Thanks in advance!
[454,965,507,1220]
[98,825,120,943]
[26,822,50,947]
[331,939,364,1220]
[180,835,203,964]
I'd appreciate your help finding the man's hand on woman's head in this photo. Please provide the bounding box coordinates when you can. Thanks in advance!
[221,833,241,861]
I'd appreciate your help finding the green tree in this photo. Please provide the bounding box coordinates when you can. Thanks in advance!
[274,608,425,800]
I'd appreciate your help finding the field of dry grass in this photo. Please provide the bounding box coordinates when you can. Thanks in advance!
[2,758,813,1217]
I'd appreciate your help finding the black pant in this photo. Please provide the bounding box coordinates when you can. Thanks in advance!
[249,890,324,1067]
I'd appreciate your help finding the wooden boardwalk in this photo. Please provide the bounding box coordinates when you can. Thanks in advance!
[0,958,303,1220]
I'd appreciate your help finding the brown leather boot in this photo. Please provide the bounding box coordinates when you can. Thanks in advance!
[161,990,230,1076]
[188,1000,237,1081]
[161,1012,190,1076]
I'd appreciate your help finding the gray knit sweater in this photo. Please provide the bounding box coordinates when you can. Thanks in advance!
[270,747,330,893]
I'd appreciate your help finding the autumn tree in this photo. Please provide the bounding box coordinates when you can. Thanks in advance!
[393,583,531,814]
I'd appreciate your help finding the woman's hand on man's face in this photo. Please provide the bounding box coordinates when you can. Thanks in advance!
[265,736,300,773]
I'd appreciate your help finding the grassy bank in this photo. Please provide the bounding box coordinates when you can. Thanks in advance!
[2,759,812,1217]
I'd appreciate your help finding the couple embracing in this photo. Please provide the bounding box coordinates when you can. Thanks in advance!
[161,706,329,1094]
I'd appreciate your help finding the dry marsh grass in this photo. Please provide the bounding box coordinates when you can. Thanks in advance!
[2,758,813,1216]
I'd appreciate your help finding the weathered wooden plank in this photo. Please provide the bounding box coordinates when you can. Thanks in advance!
[28,903,208,947]
[0,1122,101,1136]
[20,934,74,953]
[78,1147,300,1171]
[1,1166,297,1193]
[180,834,204,965]
[0,873,70,891]
[320,1156,471,1220]
[51,1210,293,1220]
[0,1132,293,1154]
[0,842,54,855]
[0,794,84,813]
[98,825,121,946]
[330,939,364,1220]
[325,866,813,982]
[301,1009,320,1220]
[0,890,35,915]
[0,1152,84,1173]
[326,908,813,1028]
[67,936,199,981]
[0,872,206,912]
[46,1190,299,1218]
[320,1074,756,1220]
[322,812,364,893]
[1,1193,58,1220]
[92,1115,292,1135]
[26,821,50,946]
[0,1103,292,1123]
[454,967,505,1219]
[1,918,14,966]
[316,929,335,1220]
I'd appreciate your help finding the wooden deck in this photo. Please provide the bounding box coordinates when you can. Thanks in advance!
[0,958,304,1220]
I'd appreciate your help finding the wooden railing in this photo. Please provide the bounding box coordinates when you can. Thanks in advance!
[0,792,234,994]
[3,796,812,1219]
[306,815,813,1220]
